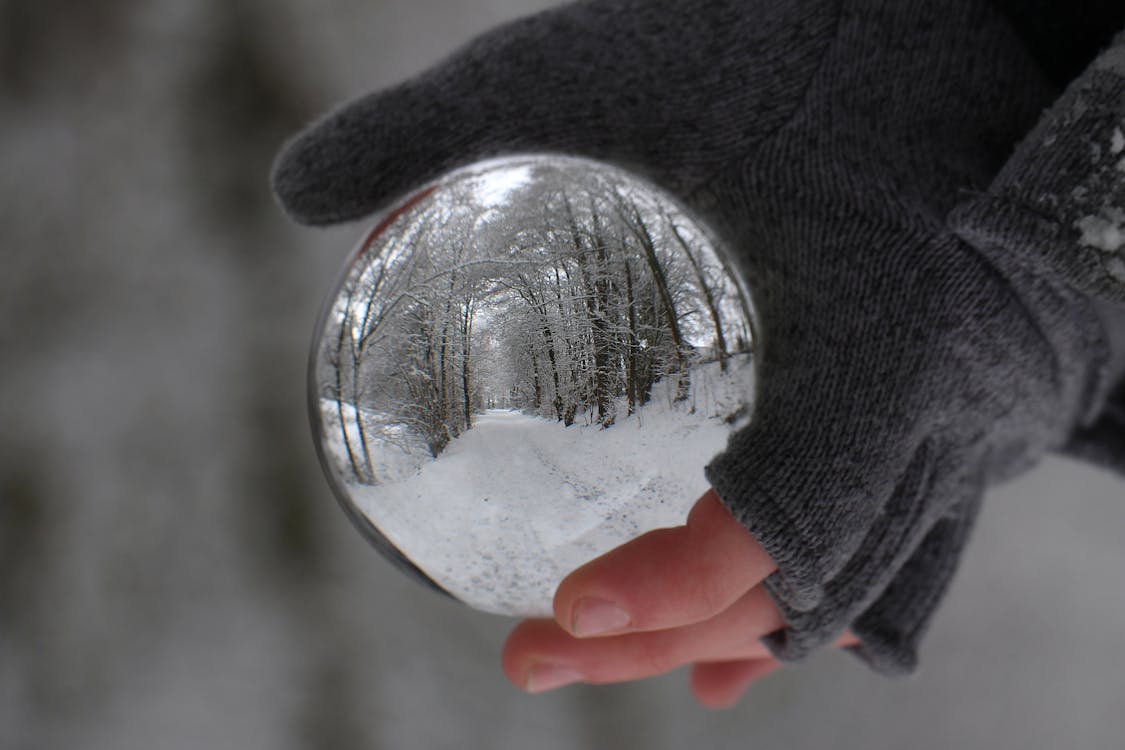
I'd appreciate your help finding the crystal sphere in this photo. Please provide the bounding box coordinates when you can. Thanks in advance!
[309,155,758,616]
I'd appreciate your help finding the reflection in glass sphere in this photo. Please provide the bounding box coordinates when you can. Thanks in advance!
[310,155,757,616]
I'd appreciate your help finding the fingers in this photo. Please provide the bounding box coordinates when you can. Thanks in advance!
[690,659,783,709]
[691,631,861,709]
[502,486,862,701]
[503,584,785,691]
[552,490,777,637]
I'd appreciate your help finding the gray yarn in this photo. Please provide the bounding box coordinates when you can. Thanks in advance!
[272,0,1125,675]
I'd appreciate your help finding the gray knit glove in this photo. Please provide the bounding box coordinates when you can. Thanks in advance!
[952,23,1125,483]
[272,0,1121,674]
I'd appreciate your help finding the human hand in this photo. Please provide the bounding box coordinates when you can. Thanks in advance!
[274,0,1111,675]
[502,489,858,708]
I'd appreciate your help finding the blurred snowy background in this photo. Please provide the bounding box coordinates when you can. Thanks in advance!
[1,1,1122,748]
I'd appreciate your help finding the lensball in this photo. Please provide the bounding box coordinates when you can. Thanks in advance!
[309,155,758,616]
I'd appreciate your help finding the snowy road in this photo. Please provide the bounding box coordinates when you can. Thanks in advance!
[347,405,733,616]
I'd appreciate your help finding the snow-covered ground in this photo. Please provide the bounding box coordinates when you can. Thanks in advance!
[319,357,754,616]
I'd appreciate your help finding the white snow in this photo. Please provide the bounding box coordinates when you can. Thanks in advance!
[320,357,754,617]
[1108,257,1125,283]
[1075,207,1125,253]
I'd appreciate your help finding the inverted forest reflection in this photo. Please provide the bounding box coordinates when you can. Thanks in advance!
[312,156,758,615]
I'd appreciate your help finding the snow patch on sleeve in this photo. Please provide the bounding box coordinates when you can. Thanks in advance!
[1076,207,1125,253]
[1109,257,1125,283]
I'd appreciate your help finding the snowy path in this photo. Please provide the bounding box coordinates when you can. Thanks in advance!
[347,405,733,616]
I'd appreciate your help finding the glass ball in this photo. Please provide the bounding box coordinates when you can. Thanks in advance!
[309,155,758,617]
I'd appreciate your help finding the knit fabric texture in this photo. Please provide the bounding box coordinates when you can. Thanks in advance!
[272,0,1125,675]
[950,25,1125,486]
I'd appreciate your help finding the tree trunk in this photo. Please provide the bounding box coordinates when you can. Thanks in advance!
[437,271,458,435]
[623,256,638,416]
[531,354,542,411]
[629,204,690,401]
[712,239,756,354]
[460,298,473,431]
[334,324,366,483]
[670,221,728,371]
[335,282,376,484]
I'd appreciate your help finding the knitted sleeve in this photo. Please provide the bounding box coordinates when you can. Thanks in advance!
[951,24,1125,476]
[846,25,1125,672]
[950,26,1125,305]
[706,6,1124,675]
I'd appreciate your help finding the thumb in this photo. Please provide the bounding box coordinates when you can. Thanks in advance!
[271,0,837,225]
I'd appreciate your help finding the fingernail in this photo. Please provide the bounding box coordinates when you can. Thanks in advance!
[525,664,584,693]
[571,597,631,637]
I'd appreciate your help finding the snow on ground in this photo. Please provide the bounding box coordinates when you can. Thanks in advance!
[318,357,754,616]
